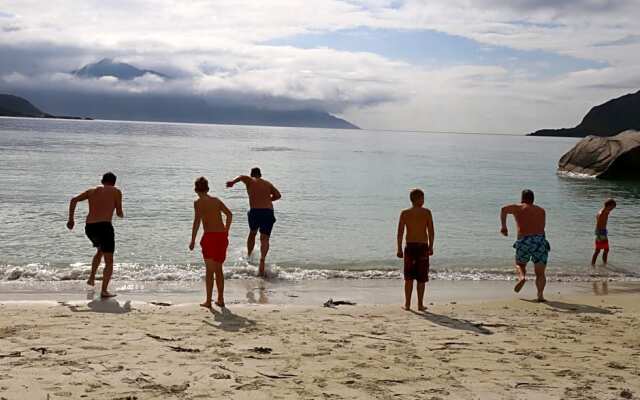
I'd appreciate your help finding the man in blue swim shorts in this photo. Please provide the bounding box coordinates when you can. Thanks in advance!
[500,189,550,302]
[227,167,281,277]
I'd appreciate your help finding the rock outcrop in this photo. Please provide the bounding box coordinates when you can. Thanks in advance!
[558,130,640,179]
[530,90,640,137]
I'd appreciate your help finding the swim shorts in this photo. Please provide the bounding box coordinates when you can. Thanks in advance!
[200,231,229,263]
[513,234,550,266]
[595,228,609,250]
[85,222,115,253]
[404,243,430,282]
[248,208,276,236]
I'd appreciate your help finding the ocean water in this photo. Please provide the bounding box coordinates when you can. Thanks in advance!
[1,117,639,283]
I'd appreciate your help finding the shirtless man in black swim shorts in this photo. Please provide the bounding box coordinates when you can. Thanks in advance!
[67,172,123,298]
[397,188,435,311]
[227,167,281,277]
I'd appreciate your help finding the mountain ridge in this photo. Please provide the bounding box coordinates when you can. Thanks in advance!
[529,90,640,137]
[72,58,170,80]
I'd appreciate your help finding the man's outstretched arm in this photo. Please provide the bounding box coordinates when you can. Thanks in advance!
[500,205,517,236]
[115,190,124,218]
[220,201,233,232]
[67,190,90,230]
[189,202,201,250]
[226,175,251,188]
[427,211,435,255]
[270,185,282,202]
[396,212,405,258]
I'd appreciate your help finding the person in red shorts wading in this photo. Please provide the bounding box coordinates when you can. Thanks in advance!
[592,198,616,267]
[189,177,233,309]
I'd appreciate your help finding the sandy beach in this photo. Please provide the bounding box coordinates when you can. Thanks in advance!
[1,283,639,400]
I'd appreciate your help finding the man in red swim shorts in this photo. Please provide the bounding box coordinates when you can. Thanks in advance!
[189,177,233,309]
[396,188,435,311]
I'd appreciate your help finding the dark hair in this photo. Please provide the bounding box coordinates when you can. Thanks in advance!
[250,167,262,178]
[101,172,117,185]
[194,176,209,193]
[521,189,534,204]
[409,188,424,204]
[604,198,616,208]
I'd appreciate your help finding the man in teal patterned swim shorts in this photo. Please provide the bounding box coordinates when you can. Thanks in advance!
[500,189,550,302]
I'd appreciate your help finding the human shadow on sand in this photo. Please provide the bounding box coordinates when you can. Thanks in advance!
[412,310,493,335]
[202,307,257,332]
[521,299,612,315]
[59,298,132,314]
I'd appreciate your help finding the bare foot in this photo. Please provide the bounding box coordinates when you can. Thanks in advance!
[258,259,266,278]
[87,278,95,286]
[215,301,225,308]
[536,297,547,303]
[100,292,117,298]
[514,279,526,293]
[402,305,411,311]
[418,305,427,311]
[200,302,212,309]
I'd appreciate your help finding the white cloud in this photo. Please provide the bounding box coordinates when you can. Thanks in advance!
[1,0,639,131]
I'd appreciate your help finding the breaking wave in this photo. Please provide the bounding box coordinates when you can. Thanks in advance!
[1,262,637,282]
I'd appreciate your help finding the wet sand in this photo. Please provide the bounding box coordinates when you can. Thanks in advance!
[0,278,623,306]
[1,283,639,399]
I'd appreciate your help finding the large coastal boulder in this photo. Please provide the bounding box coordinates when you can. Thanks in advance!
[558,130,640,179]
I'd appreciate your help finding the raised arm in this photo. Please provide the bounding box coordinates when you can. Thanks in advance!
[220,200,233,232]
[189,201,202,250]
[396,211,405,258]
[67,190,91,230]
[226,175,251,188]
[427,210,435,255]
[115,189,124,218]
[500,204,518,236]
[270,184,282,202]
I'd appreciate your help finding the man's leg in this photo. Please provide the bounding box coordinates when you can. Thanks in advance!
[417,282,426,311]
[403,280,413,310]
[591,249,600,266]
[212,261,225,307]
[247,230,257,258]
[602,249,609,264]
[258,233,270,277]
[514,262,527,292]
[201,259,214,308]
[88,250,103,286]
[534,263,547,302]
[101,253,115,298]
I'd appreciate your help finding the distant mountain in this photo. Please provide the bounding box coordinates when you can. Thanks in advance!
[0,94,47,117]
[529,90,640,137]
[7,59,359,129]
[8,90,358,129]
[0,93,90,120]
[72,58,170,80]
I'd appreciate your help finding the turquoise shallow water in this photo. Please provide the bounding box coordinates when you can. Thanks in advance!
[0,117,639,282]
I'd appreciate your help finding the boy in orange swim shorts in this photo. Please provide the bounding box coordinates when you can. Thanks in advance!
[189,177,233,309]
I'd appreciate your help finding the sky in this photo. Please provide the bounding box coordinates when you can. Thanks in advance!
[1,0,639,133]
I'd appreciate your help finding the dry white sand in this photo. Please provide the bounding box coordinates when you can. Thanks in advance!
[1,289,639,399]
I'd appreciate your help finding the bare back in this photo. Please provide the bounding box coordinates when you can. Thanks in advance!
[596,209,610,230]
[512,204,546,237]
[401,207,432,244]
[247,178,277,209]
[195,196,227,232]
[86,186,122,223]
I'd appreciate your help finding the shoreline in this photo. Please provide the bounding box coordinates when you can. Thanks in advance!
[1,279,638,306]
[1,290,638,399]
